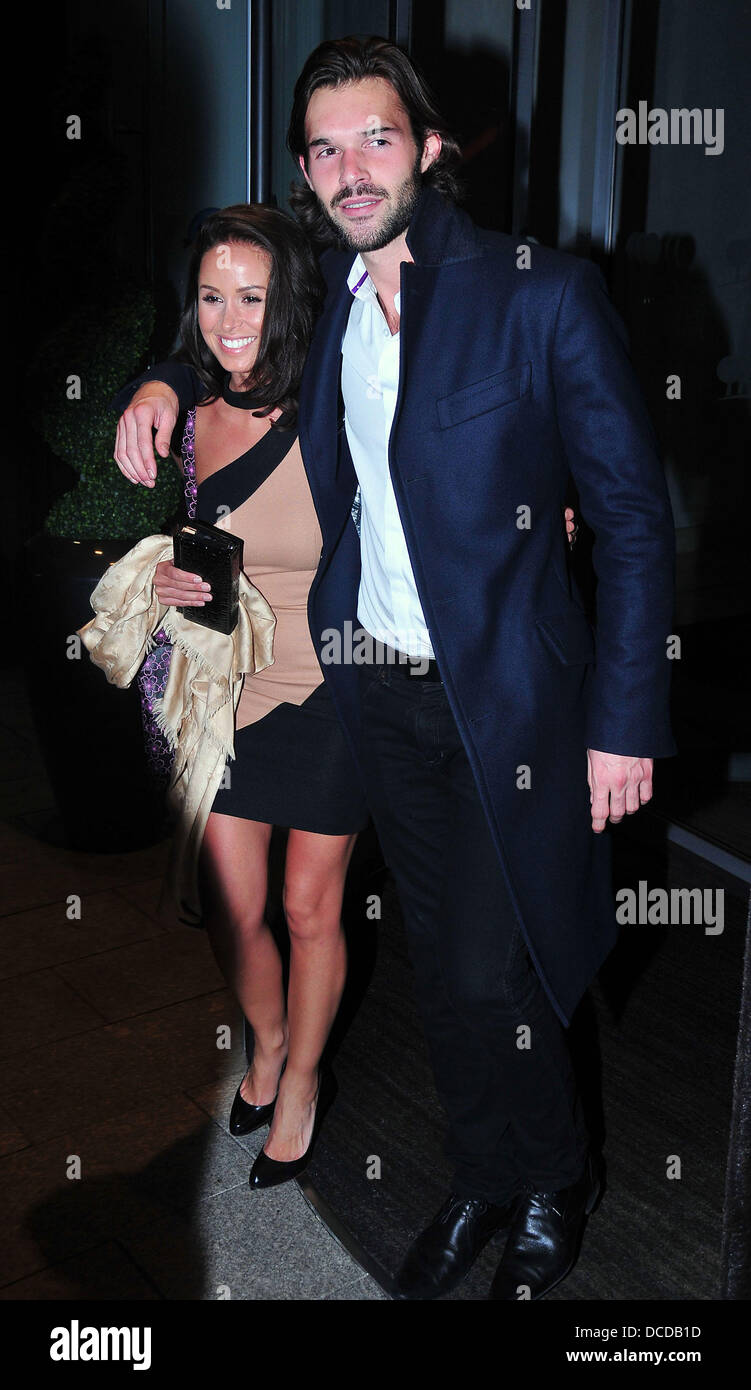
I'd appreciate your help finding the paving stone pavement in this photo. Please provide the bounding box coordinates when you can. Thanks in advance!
[0,665,386,1301]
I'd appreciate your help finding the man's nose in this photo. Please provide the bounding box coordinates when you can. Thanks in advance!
[338,147,370,187]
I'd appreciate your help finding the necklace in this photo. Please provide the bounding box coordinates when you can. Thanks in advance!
[220,373,262,410]
[220,374,284,433]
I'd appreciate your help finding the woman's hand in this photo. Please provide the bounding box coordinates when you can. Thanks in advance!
[153,560,212,607]
[565,506,578,545]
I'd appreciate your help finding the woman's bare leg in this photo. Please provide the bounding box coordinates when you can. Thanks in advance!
[199,812,287,1105]
[262,828,359,1162]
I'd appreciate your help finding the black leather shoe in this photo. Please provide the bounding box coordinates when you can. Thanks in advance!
[488,1151,603,1301]
[229,1061,285,1137]
[393,1193,516,1300]
[248,1069,337,1190]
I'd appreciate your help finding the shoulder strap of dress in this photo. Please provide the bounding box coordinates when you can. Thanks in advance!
[181,409,197,519]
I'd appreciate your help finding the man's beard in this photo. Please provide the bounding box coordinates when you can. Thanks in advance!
[320,154,423,253]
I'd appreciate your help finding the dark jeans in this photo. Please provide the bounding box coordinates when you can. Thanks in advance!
[356,654,590,1205]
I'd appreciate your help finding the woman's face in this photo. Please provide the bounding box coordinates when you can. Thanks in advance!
[197,240,272,384]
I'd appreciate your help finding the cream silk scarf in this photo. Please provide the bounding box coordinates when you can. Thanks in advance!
[77,534,276,926]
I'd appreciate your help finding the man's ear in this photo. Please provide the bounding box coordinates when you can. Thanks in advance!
[421,132,442,173]
[298,154,314,191]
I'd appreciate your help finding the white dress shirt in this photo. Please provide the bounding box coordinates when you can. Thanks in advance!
[340,253,435,659]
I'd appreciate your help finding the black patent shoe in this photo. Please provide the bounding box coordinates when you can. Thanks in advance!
[248,1069,337,1190]
[488,1151,603,1301]
[229,1060,286,1137]
[393,1192,516,1300]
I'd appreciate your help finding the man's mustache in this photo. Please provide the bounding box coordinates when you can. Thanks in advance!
[331,185,389,208]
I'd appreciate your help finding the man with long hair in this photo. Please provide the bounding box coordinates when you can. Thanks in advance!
[114,36,675,1301]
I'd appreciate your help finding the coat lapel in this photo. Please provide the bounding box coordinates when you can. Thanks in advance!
[297,190,485,565]
[298,274,357,557]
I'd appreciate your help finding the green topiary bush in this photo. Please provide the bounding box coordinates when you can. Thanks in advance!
[37,283,181,540]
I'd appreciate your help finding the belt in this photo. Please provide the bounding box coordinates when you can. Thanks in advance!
[375,643,443,682]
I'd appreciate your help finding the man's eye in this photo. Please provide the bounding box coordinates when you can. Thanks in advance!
[367,138,389,147]
[316,147,336,158]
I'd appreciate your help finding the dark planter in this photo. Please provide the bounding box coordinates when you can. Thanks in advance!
[21,532,167,852]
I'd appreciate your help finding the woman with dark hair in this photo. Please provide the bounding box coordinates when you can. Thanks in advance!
[152,203,369,1188]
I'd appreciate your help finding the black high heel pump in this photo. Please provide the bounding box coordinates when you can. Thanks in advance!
[248,1069,337,1189]
[229,1060,287,1137]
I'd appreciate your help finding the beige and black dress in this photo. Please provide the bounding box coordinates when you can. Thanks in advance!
[184,406,368,834]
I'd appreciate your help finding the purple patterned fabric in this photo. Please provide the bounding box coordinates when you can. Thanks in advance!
[136,410,197,785]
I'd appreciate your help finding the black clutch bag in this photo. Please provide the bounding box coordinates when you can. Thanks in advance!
[173,520,244,635]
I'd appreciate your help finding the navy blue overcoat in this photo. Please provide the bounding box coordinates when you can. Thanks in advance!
[297,188,676,1026]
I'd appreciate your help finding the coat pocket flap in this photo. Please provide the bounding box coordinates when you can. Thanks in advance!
[536,606,596,665]
[436,362,531,429]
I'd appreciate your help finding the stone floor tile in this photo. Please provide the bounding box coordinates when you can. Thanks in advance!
[113,876,170,926]
[121,1178,371,1301]
[322,1274,387,1299]
[0,836,171,916]
[0,1241,161,1300]
[0,890,164,981]
[55,930,224,1021]
[0,1092,246,1286]
[0,968,105,1057]
[0,1101,31,1158]
[0,994,242,1143]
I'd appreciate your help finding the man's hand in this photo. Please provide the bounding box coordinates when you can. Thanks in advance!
[114,383,179,487]
[586,749,653,833]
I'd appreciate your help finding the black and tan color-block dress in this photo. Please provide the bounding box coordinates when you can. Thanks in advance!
[184,405,369,835]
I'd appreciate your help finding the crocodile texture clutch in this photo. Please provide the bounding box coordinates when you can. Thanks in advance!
[173,519,244,635]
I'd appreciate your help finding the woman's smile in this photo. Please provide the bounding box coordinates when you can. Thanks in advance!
[216,333,258,353]
[197,241,271,384]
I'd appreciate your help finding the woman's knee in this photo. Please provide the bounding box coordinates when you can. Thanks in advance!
[283,878,341,942]
[282,832,354,941]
